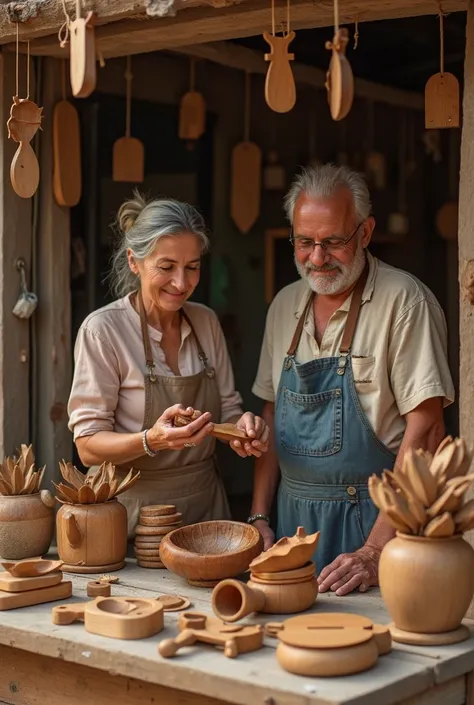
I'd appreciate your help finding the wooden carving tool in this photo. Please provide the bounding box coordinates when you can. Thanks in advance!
[69,5,96,98]
[174,410,251,443]
[425,8,459,129]
[325,28,354,121]
[263,31,296,113]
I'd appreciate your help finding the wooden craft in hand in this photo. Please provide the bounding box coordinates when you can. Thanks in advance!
[174,410,250,443]
[70,11,96,98]
[263,32,296,113]
[325,29,354,121]
[52,597,164,639]
[7,97,43,199]
[266,613,391,677]
[158,611,263,659]
[249,526,319,573]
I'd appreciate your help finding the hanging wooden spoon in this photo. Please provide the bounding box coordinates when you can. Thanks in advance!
[325,26,354,121]
[53,60,82,207]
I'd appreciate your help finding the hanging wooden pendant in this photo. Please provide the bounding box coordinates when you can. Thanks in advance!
[263,0,296,113]
[53,61,82,207]
[230,72,262,234]
[70,2,96,99]
[112,56,144,183]
[425,9,459,129]
[325,28,353,121]
[179,58,206,142]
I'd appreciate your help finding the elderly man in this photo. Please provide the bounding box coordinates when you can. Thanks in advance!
[247,164,454,596]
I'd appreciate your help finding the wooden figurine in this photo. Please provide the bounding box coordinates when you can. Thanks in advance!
[52,597,164,639]
[158,611,264,659]
[70,10,96,98]
[159,520,263,587]
[263,31,296,113]
[369,436,474,645]
[325,29,354,121]
[7,97,43,199]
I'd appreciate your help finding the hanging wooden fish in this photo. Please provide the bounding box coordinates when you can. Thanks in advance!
[325,28,354,121]
[263,31,296,113]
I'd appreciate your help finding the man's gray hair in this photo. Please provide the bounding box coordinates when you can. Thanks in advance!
[109,190,210,298]
[283,164,372,225]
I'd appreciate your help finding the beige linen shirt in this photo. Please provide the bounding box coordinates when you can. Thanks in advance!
[252,252,455,453]
[68,294,243,440]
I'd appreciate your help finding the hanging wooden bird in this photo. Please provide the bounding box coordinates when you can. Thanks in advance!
[325,28,354,121]
[263,31,296,113]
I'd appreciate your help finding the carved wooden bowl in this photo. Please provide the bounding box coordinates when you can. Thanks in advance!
[159,520,264,587]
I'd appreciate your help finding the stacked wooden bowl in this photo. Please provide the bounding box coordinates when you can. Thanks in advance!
[134,505,183,569]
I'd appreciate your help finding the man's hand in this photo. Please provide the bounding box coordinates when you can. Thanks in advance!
[317,545,380,596]
[253,519,275,551]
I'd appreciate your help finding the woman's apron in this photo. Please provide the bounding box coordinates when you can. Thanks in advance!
[105,293,231,539]
[274,265,396,572]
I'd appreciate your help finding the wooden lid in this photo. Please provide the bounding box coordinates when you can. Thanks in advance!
[250,561,315,583]
[282,613,374,630]
[279,626,373,649]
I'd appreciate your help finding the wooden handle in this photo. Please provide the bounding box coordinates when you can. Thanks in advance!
[158,629,198,657]
[64,511,82,548]
[265,622,284,637]
[52,603,85,625]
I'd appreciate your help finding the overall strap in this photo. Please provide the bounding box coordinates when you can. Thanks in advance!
[287,295,313,356]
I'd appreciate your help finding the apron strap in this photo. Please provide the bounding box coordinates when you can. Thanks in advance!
[286,261,369,357]
[181,309,210,367]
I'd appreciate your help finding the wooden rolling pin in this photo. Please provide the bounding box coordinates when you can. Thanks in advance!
[173,410,250,443]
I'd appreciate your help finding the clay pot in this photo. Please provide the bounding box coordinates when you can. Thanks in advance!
[379,532,474,633]
[0,491,55,560]
[56,499,127,572]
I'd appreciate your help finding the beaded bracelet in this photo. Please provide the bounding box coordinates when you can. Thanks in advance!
[142,429,159,457]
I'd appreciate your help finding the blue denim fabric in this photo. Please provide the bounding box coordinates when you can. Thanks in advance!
[274,353,396,572]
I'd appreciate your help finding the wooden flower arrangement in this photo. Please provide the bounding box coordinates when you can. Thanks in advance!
[54,461,139,504]
[369,436,474,645]
[0,444,45,496]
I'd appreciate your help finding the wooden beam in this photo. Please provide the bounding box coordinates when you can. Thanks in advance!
[6,0,467,59]
[0,51,33,458]
[174,41,425,109]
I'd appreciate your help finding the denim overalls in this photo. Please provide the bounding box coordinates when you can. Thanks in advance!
[274,266,396,572]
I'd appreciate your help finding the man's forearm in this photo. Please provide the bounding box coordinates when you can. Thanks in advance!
[251,402,280,516]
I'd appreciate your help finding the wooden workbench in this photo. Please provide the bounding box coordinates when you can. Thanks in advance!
[0,560,472,705]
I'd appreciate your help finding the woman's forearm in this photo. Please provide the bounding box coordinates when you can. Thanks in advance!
[75,431,146,467]
[251,402,280,516]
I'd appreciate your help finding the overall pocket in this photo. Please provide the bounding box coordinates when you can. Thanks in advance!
[279,386,342,457]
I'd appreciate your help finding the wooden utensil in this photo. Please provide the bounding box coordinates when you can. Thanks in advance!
[325,23,354,121]
[174,410,250,443]
[230,71,262,234]
[70,0,96,99]
[113,55,144,183]
[158,611,264,659]
[53,61,81,207]
[179,58,206,142]
[425,8,459,129]
[1,558,63,577]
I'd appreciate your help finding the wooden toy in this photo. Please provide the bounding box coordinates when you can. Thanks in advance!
[52,597,164,639]
[159,520,263,587]
[158,611,264,659]
[87,580,111,597]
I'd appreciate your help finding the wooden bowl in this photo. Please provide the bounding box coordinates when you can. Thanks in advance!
[159,520,264,587]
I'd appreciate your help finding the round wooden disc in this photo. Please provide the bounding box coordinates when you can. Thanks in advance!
[137,560,165,568]
[135,549,162,558]
[61,561,125,574]
[134,535,163,545]
[135,543,162,552]
[279,627,373,650]
[389,623,471,646]
[251,561,315,583]
[282,613,374,631]
[156,595,191,611]
[136,525,175,536]
[187,578,220,588]
[140,515,183,528]
[140,505,176,517]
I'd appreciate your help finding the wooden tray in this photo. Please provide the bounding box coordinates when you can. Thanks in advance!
[0,571,62,593]
[0,580,72,610]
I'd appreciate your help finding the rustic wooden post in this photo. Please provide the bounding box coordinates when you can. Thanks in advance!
[34,57,72,485]
[459,0,474,618]
[0,52,33,457]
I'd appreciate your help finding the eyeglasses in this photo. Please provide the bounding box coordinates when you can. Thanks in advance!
[289,221,364,254]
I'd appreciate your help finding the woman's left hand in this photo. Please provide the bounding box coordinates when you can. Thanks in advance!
[230,412,270,458]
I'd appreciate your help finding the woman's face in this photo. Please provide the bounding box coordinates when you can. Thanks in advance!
[128,233,202,312]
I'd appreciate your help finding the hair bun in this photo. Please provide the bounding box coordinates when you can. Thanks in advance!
[116,189,148,234]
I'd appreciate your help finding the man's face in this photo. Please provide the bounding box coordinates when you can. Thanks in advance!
[292,187,374,296]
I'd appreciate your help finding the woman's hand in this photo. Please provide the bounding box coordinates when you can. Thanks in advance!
[230,412,270,458]
[253,519,275,551]
[146,404,214,452]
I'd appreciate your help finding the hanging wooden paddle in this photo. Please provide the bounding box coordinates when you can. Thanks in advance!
[53,61,82,207]
[7,34,42,199]
[325,0,354,122]
[263,0,296,114]
[112,56,144,183]
[179,58,206,142]
[70,0,96,98]
[230,72,262,234]
[425,7,459,129]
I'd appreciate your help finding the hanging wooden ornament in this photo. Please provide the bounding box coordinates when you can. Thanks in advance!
[263,0,296,114]
[112,56,144,183]
[53,61,82,207]
[230,72,262,234]
[69,0,96,98]
[7,34,43,200]
[179,58,206,142]
[325,0,354,122]
[425,7,459,129]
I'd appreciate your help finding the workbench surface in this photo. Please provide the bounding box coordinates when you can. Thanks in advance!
[0,560,472,705]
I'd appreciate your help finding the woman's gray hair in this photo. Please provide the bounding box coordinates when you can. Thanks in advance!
[283,164,372,224]
[109,191,210,298]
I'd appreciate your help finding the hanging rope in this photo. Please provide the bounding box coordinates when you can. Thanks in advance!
[243,71,251,142]
[438,4,445,76]
[189,57,196,91]
[271,0,291,36]
[15,22,19,97]
[353,16,359,49]
[59,0,71,47]
[26,40,30,99]
[334,0,339,34]
[125,55,133,138]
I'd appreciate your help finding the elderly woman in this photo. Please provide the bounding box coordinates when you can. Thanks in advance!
[68,192,269,534]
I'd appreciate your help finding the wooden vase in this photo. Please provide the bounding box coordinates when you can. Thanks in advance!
[56,500,127,573]
[379,533,474,634]
[0,491,55,560]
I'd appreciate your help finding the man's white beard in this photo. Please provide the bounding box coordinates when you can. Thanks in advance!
[295,241,366,295]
